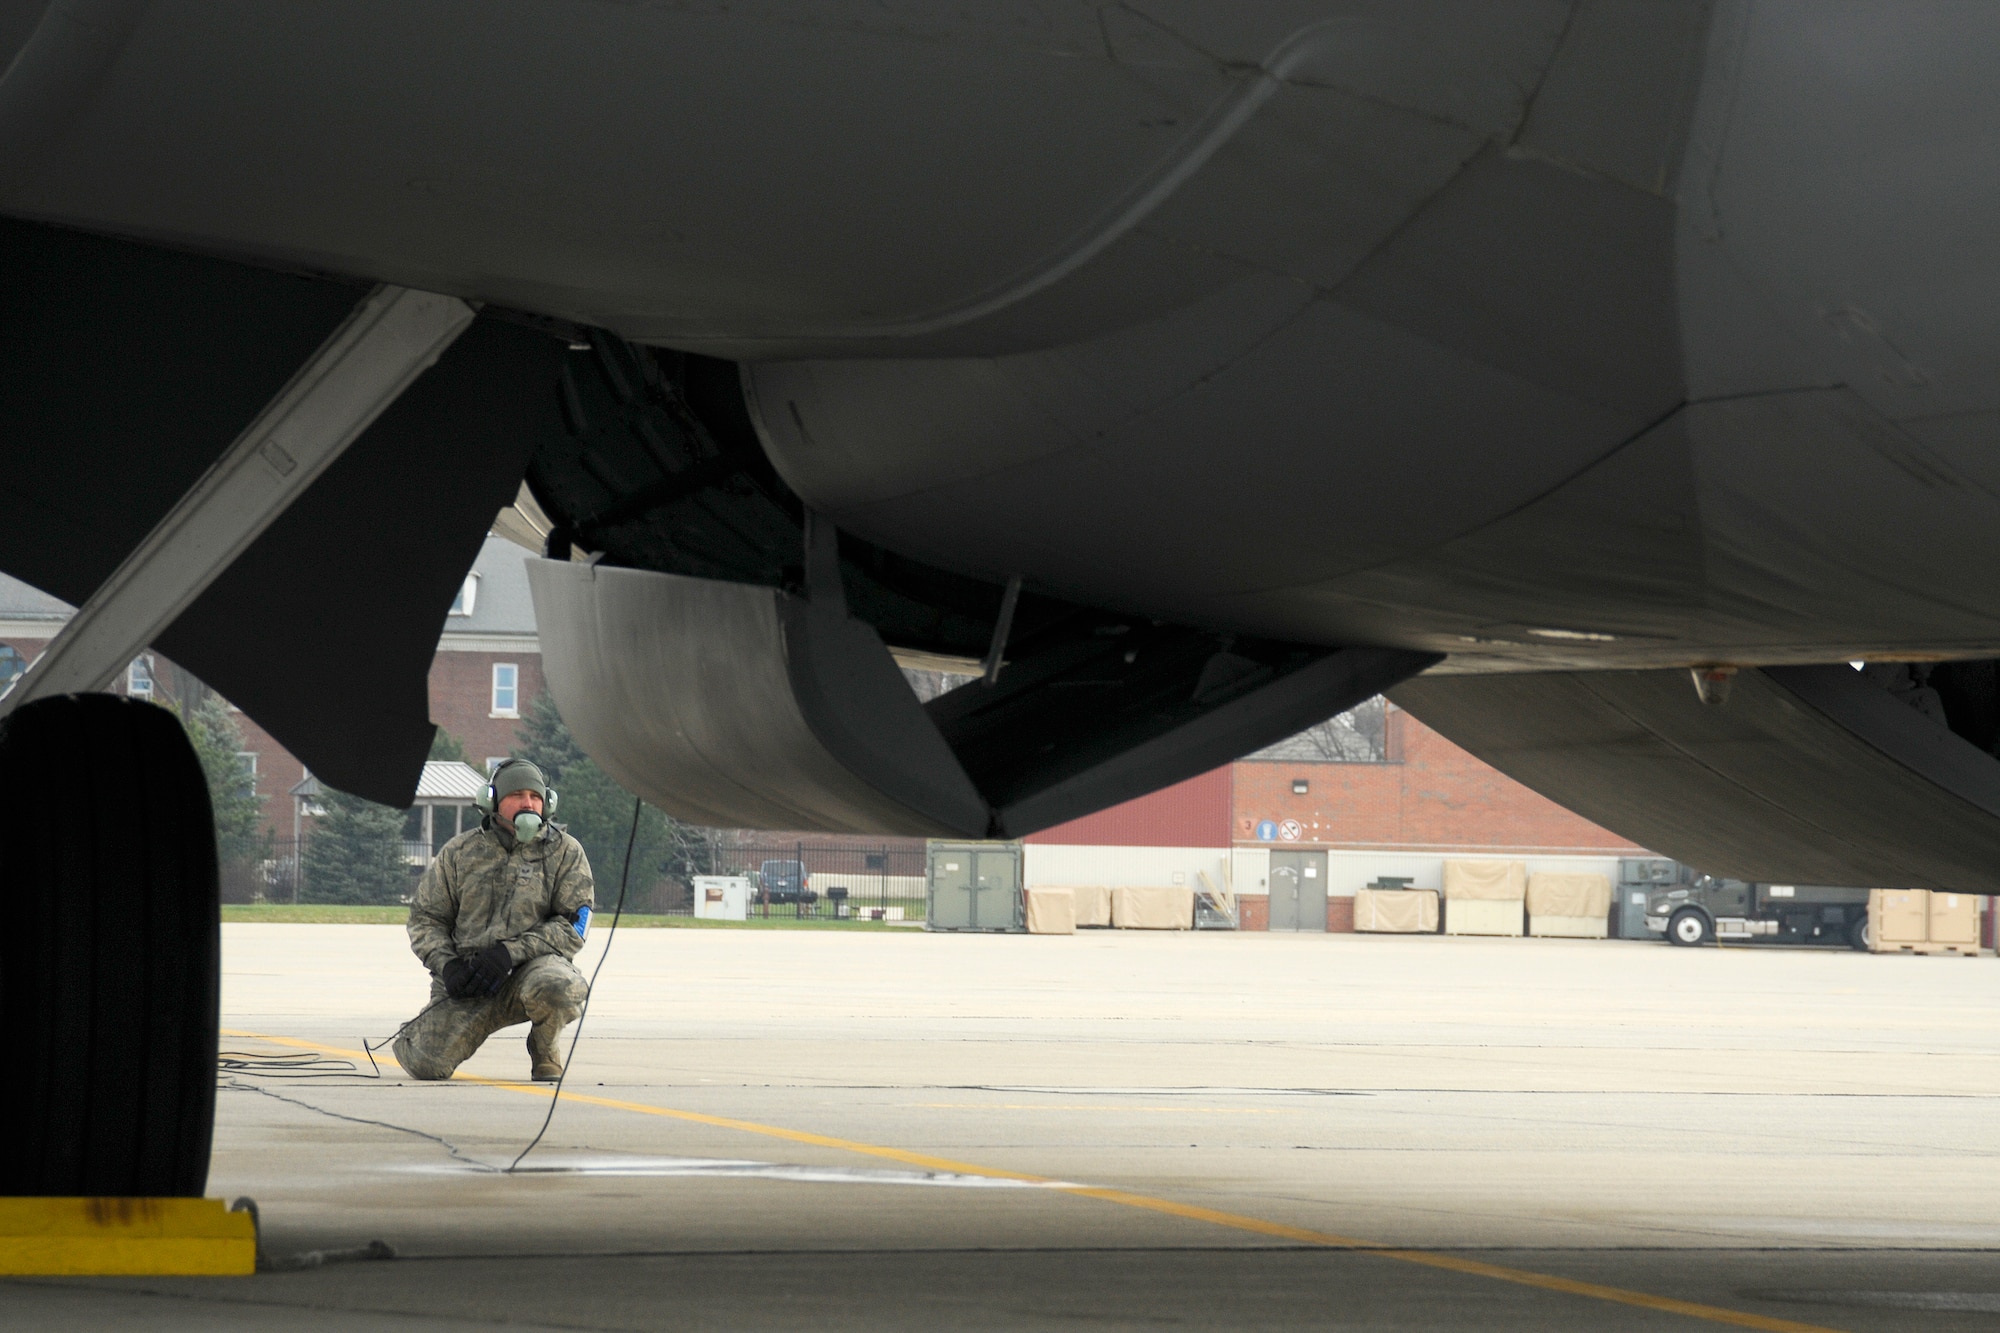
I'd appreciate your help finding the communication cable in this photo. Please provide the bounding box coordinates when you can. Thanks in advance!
[506,794,640,1171]
[359,996,451,1077]
[217,1050,365,1080]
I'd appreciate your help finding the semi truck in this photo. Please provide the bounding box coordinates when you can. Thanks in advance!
[1642,874,1870,949]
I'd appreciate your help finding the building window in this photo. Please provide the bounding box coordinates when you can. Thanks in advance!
[0,645,22,691]
[449,573,479,616]
[127,656,154,700]
[491,663,519,717]
[1292,778,1310,794]
[235,751,258,798]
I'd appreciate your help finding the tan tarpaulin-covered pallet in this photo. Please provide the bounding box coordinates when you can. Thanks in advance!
[1022,887,1077,935]
[1442,859,1526,901]
[1040,884,1112,927]
[1354,888,1438,933]
[1112,886,1194,930]
[1445,899,1524,937]
[1527,872,1610,938]
[1526,873,1611,918]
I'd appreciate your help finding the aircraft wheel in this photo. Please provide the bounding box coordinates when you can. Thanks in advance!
[1847,915,1870,951]
[0,694,220,1196]
[1667,907,1712,947]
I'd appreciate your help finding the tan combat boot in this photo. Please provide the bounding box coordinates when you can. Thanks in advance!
[527,1022,565,1082]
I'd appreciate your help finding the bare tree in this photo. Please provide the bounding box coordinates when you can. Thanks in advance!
[1250,696,1388,763]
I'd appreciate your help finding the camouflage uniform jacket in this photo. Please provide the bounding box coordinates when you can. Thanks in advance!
[407,820,595,974]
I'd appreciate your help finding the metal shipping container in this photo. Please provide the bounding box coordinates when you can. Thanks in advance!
[927,841,1023,932]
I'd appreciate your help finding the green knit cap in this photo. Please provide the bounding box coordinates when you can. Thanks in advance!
[491,759,549,802]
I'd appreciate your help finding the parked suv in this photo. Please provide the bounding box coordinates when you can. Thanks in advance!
[756,859,812,905]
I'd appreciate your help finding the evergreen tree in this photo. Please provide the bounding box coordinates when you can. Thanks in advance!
[550,757,675,904]
[174,694,269,865]
[515,690,582,781]
[514,690,711,903]
[301,789,413,905]
[427,727,467,763]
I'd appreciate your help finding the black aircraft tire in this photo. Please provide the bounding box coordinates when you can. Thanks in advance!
[1667,908,1713,947]
[1848,915,1871,951]
[0,694,220,1196]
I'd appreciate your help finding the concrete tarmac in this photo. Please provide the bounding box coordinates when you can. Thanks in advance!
[10,923,2000,1330]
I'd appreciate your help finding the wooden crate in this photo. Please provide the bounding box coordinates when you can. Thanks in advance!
[1530,914,1609,939]
[1444,898,1523,937]
[1928,891,1980,947]
[1869,888,1929,951]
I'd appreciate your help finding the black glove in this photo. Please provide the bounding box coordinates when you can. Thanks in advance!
[468,942,515,996]
[440,956,479,1000]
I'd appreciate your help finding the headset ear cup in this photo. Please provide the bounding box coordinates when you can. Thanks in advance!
[545,788,557,818]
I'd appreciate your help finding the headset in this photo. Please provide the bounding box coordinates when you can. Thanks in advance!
[476,758,559,826]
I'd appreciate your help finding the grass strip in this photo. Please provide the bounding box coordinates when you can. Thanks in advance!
[221,904,926,929]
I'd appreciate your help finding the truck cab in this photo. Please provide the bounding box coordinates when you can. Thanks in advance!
[1645,876,1870,949]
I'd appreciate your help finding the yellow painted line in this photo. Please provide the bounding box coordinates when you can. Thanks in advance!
[222,1030,1042,1182]
[221,1029,1846,1332]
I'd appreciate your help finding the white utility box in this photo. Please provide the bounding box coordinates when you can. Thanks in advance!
[691,875,751,921]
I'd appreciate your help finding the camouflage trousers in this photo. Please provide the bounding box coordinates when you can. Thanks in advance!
[392,954,589,1081]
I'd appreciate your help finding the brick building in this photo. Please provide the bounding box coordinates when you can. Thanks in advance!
[422,537,546,773]
[1026,700,1645,932]
[1228,701,1644,930]
[0,535,547,844]
[1021,768,1232,899]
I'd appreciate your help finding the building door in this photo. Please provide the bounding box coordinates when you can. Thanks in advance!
[1269,850,1328,932]
[972,846,1020,930]
[930,850,974,929]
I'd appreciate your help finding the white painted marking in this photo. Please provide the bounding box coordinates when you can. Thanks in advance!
[405,1154,1079,1189]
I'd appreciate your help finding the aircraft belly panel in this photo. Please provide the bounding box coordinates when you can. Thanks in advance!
[1392,664,2000,892]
